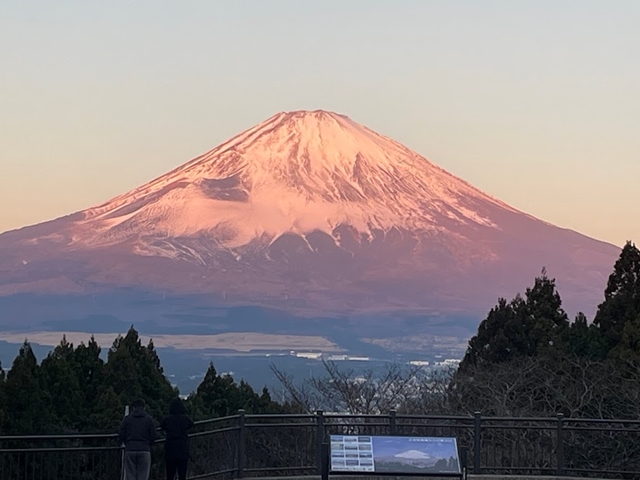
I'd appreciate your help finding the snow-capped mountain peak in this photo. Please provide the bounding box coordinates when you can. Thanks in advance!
[78,110,517,248]
[0,109,620,319]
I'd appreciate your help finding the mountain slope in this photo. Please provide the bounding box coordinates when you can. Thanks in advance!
[0,110,619,321]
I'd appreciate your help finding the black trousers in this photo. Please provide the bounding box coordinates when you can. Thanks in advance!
[166,457,188,480]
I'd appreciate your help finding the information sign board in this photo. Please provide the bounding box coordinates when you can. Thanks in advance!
[329,435,460,474]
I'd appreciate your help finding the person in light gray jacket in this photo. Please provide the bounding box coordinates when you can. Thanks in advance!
[118,399,157,480]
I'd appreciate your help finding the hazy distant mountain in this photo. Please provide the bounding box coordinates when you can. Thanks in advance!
[0,110,619,326]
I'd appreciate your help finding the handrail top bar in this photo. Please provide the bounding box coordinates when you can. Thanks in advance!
[321,413,381,418]
[0,432,119,441]
[392,414,474,421]
[485,416,640,424]
[3,411,640,440]
[564,417,640,425]
[245,414,316,420]
[0,446,123,453]
[482,416,567,423]
[194,414,240,426]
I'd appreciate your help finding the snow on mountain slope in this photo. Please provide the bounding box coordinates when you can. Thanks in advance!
[75,110,522,251]
[0,110,621,319]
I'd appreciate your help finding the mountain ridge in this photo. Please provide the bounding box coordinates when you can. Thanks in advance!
[0,110,620,323]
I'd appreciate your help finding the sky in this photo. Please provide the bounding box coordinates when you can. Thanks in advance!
[1,1,638,247]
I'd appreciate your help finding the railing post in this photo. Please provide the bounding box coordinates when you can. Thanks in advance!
[121,405,129,480]
[389,410,397,435]
[321,441,330,480]
[316,410,325,474]
[556,413,565,476]
[237,409,246,479]
[459,446,468,474]
[473,411,482,474]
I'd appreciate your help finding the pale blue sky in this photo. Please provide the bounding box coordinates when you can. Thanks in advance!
[1,1,638,246]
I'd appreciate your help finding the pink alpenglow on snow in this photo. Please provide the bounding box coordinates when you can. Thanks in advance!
[0,110,620,320]
[80,110,517,248]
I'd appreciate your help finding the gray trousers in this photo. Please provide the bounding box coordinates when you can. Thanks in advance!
[124,451,151,480]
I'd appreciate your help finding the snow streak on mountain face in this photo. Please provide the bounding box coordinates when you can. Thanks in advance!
[78,110,520,251]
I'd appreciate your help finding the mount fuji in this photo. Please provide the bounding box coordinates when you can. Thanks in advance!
[0,110,619,332]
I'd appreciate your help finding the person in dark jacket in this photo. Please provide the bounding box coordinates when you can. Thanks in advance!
[161,397,195,480]
[118,398,157,480]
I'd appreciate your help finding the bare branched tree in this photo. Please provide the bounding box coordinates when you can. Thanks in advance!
[271,359,427,414]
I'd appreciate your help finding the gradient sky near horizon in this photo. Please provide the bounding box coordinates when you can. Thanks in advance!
[1,1,638,247]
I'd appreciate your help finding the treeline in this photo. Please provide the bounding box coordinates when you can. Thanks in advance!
[450,240,640,419]
[0,328,297,436]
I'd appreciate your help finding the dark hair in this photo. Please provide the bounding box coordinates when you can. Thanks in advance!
[132,398,145,409]
[169,397,186,415]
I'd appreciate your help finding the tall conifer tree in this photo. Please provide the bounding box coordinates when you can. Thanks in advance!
[39,336,83,432]
[594,242,640,354]
[4,341,42,433]
[100,326,176,421]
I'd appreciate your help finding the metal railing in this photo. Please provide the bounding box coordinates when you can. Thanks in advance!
[2,411,640,479]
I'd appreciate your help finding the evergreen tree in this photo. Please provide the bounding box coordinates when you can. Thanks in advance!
[254,386,296,414]
[611,313,640,363]
[459,270,569,370]
[39,336,84,432]
[73,336,105,430]
[99,326,176,421]
[4,341,43,433]
[89,386,124,430]
[594,241,640,355]
[460,297,522,369]
[189,363,240,418]
[524,268,570,346]
[565,312,606,358]
[188,363,288,419]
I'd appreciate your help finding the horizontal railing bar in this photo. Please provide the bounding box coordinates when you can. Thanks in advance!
[566,467,640,475]
[245,414,316,420]
[565,425,640,433]
[324,422,390,428]
[4,413,640,438]
[0,446,122,453]
[564,417,640,425]
[481,425,554,431]
[480,467,640,477]
[480,467,556,472]
[244,466,316,473]
[244,423,316,429]
[0,433,118,441]
[323,414,392,419]
[189,426,241,437]
[480,416,561,422]
[194,414,240,426]
[188,467,238,479]
[395,414,475,421]
[395,424,474,429]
